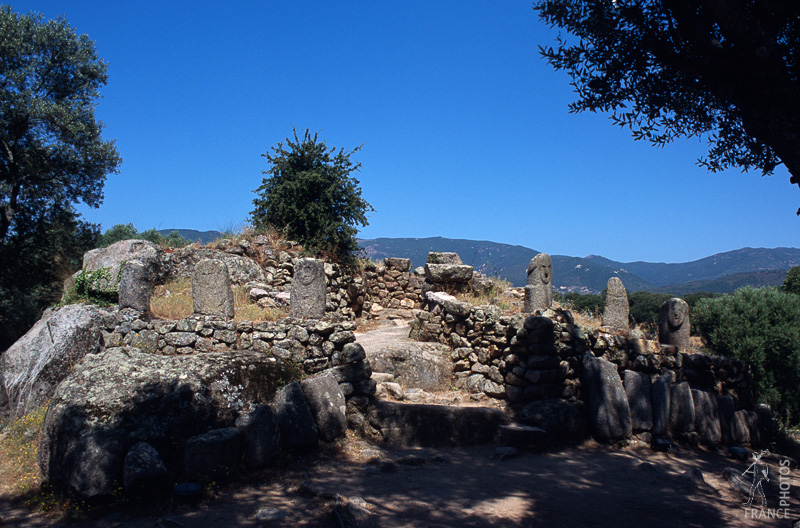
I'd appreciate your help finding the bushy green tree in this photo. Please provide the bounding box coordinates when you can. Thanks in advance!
[556,291,604,316]
[250,128,373,264]
[0,6,119,349]
[628,291,673,328]
[784,266,800,295]
[694,287,800,424]
[533,1,800,213]
[99,224,189,248]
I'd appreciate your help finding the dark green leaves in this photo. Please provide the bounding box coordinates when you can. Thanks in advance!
[250,128,373,265]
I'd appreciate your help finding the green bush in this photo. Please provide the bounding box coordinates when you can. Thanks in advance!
[693,287,800,425]
[555,292,604,317]
[250,128,373,265]
[99,224,189,248]
[628,291,673,328]
[784,266,800,295]
[60,267,119,306]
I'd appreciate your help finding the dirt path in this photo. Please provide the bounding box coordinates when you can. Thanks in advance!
[2,439,796,528]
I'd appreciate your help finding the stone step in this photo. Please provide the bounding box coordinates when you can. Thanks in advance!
[366,400,510,447]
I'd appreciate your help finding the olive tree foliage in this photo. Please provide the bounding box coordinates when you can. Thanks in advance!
[250,129,373,264]
[533,1,800,213]
[0,6,120,349]
[693,287,800,425]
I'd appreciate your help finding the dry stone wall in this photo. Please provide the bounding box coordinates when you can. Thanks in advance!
[99,307,375,398]
[408,297,762,445]
[361,258,425,312]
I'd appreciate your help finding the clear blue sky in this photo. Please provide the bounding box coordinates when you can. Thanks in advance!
[10,0,799,263]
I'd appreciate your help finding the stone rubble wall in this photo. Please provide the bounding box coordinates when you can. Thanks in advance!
[361,258,425,313]
[408,298,754,415]
[100,307,375,399]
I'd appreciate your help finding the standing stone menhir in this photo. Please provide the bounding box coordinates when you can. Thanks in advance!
[601,277,629,329]
[119,261,151,312]
[192,259,235,318]
[658,297,690,350]
[289,258,326,319]
[523,253,553,313]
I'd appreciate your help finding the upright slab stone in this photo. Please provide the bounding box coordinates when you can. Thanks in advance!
[669,381,695,433]
[289,258,326,319]
[601,277,629,329]
[624,371,653,431]
[717,395,737,445]
[582,355,632,441]
[192,259,234,317]
[651,372,673,437]
[658,298,690,350]
[692,389,721,445]
[300,373,347,443]
[119,261,151,312]
[427,252,462,265]
[524,253,553,313]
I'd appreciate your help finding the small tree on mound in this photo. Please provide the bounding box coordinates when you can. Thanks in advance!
[250,128,373,264]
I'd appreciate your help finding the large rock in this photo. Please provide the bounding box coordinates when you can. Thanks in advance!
[38,347,295,498]
[367,401,510,447]
[692,389,721,445]
[235,404,281,469]
[582,355,632,441]
[601,277,629,329]
[426,252,463,265]
[184,427,242,482]
[161,247,267,285]
[658,298,690,350]
[300,373,347,443]
[515,398,587,441]
[123,442,168,496]
[624,371,653,432]
[365,341,453,391]
[288,258,326,319]
[669,382,695,433]
[118,261,151,312]
[0,304,104,418]
[272,382,319,448]
[651,373,673,437]
[424,263,474,283]
[717,395,737,445]
[192,259,235,317]
[78,239,162,291]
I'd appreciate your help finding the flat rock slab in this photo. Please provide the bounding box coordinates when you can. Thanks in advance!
[367,401,510,447]
[358,327,453,391]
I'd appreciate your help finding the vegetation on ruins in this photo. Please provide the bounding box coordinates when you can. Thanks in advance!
[250,128,373,265]
[693,286,800,425]
[0,6,120,349]
[534,1,800,213]
[98,223,190,248]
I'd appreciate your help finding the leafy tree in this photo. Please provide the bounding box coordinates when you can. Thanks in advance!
[784,266,800,295]
[693,287,800,425]
[533,1,800,213]
[628,290,673,328]
[0,6,119,349]
[250,128,373,263]
[99,223,138,247]
[99,224,190,248]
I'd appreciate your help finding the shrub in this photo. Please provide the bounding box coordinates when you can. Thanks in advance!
[628,291,674,329]
[784,266,800,295]
[693,287,800,425]
[60,267,119,306]
[250,128,373,265]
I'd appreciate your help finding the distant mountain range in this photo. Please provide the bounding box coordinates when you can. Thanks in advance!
[358,236,800,295]
[159,229,223,245]
[161,231,799,295]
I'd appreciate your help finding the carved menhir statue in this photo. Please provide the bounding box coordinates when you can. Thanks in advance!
[523,252,553,313]
[601,277,630,329]
[118,261,151,312]
[658,297,690,350]
[192,259,235,318]
[289,258,326,319]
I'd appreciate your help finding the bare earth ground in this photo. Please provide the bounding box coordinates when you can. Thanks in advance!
[1,437,798,528]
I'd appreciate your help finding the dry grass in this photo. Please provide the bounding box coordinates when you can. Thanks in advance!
[150,278,286,322]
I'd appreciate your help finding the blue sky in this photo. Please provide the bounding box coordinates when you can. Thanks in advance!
[10,0,799,263]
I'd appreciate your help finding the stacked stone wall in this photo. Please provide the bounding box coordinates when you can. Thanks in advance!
[100,307,375,398]
[361,258,425,312]
[408,300,753,413]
